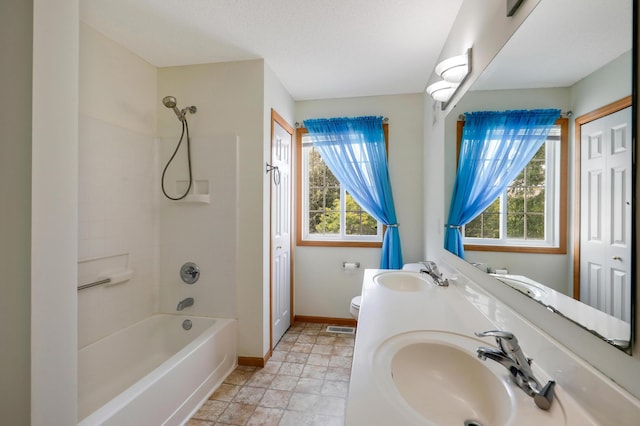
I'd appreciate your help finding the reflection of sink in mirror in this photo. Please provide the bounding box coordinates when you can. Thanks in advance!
[373,331,566,425]
[490,274,547,299]
[373,271,431,291]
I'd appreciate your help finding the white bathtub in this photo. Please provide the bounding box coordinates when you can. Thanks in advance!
[78,314,237,426]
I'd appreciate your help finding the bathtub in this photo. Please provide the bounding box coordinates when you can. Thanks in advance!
[78,314,237,426]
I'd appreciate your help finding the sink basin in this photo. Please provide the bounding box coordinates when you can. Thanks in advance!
[373,331,566,425]
[490,274,547,299]
[373,271,431,291]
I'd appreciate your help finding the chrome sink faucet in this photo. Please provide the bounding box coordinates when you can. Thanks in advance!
[475,330,556,410]
[177,297,194,311]
[419,261,449,286]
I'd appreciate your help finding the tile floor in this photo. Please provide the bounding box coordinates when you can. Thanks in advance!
[187,322,355,426]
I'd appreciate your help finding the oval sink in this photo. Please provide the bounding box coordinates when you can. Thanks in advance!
[375,331,512,425]
[373,331,566,425]
[373,271,431,291]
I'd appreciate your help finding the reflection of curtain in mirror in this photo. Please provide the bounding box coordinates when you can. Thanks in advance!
[304,116,403,269]
[445,109,560,258]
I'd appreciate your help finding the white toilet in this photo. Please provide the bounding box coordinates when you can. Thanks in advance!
[350,296,362,319]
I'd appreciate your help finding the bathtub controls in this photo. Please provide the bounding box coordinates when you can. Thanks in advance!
[182,319,193,330]
[180,262,200,284]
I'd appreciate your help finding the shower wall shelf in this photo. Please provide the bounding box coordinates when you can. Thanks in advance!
[178,194,210,204]
[175,179,210,203]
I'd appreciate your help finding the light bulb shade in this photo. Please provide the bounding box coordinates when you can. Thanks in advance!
[426,80,459,102]
[435,52,470,83]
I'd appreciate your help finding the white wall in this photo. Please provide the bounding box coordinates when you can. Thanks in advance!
[158,60,264,358]
[0,1,32,424]
[295,94,425,318]
[78,23,159,348]
[571,50,632,117]
[31,0,79,424]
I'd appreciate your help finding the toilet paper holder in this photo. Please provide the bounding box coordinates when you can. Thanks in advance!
[342,262,360,269]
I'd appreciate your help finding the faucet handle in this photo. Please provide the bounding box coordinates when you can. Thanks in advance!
[475,330,515,340]
[475,330,522,353]
[534,380,556,410]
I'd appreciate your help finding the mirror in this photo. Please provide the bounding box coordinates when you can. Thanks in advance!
[443,0,634,350]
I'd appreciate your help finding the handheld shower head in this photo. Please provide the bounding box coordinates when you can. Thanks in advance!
[162,95,184,120]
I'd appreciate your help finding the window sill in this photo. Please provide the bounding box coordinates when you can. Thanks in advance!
[297,239,382,248]
[464,244,566,255]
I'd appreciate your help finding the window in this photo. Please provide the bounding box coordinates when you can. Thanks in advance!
[458,118,567,254]
[296,126,389,247]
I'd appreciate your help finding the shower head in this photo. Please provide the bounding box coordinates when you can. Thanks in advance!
[162,95,184,121]
[162,96,177,109]
[162,95,197,121]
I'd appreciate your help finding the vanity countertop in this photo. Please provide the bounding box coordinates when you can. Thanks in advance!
[345,268,636,425]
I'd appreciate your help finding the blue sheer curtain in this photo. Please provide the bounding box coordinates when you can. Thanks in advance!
[304,116,403,269]
[445,109,560,258]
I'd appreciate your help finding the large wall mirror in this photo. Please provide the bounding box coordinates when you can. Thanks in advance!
[443,0,634,350]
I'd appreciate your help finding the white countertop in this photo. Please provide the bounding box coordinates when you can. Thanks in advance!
[345,268,604,425]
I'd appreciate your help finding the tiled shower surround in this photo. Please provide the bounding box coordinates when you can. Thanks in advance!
[187,322,355,425]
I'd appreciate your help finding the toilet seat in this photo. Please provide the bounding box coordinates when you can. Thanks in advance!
[350,296,362,319]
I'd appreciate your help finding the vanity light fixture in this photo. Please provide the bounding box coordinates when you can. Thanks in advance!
[426,48,472,107]
[435,51,470,83]
[426,80,459,102]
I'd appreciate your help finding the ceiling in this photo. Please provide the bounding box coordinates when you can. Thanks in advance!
[80,0,633,101]
[80,0,464,100]
[473,0,632,91]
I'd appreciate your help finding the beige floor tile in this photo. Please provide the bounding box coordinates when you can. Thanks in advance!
[306,353,331,367]
[325,366,351,382]
[224,369,254,386]
[262,360,282,374]
[259,389,292,409]
[233,386,266,405]
[246,406,284,426]
[191,400,228,421]
[278,361,304,377]
[328,355,353,369]
[210,383,240,402]
[269,374,299,391]
[278,409,315,426]
[189,323,353,426]
[300,364,327,379]
[284,352,309,363]
[217,402,256,425]
[295,377,324,394]
[321,380,349,398]
[245,372,275,388]
[290,342,313,353]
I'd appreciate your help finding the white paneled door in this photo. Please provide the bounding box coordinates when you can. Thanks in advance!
[580,106,632,322]
[270,110,293,346]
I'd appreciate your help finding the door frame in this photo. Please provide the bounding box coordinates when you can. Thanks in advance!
[269,108,295,350]
[572,96,632,299]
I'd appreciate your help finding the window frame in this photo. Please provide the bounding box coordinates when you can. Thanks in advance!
[456,118,568,254]
[295,124,389,248]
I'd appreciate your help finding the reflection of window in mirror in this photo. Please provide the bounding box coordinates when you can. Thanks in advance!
[456,118,568,254]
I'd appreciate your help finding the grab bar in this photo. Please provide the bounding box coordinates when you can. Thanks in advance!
[78,278,111,291]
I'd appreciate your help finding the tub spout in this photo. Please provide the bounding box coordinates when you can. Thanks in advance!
[177,297,194,311]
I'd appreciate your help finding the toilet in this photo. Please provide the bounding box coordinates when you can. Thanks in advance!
[350,296,362,319]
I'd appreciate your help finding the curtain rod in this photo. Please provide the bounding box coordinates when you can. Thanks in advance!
[295,117,389,128]
[457,111,573,121]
